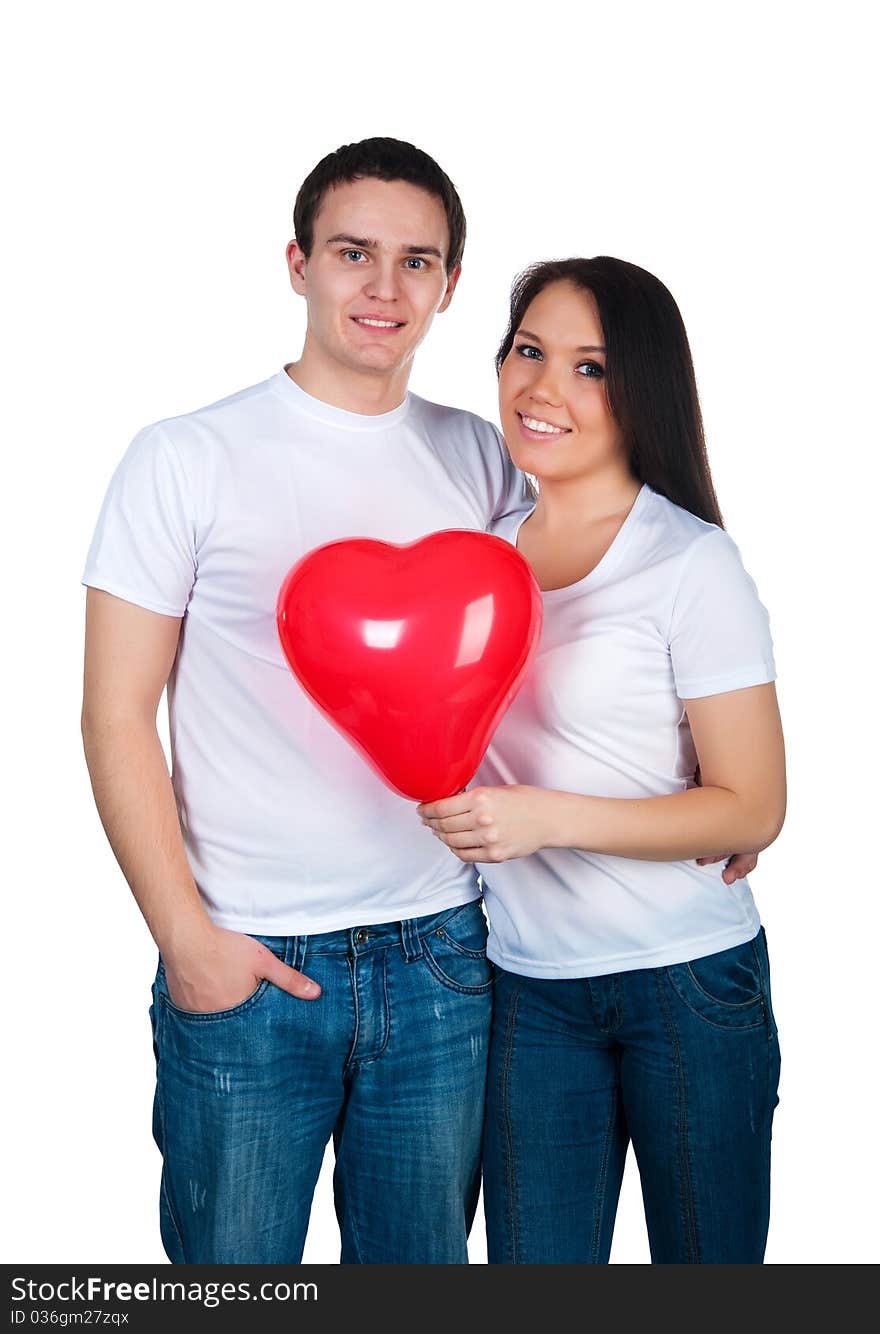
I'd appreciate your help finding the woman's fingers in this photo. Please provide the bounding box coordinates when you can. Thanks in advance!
[417,793,473,821]
[447,847,483,863]
[423,811,486,834]
[433,828,486,849]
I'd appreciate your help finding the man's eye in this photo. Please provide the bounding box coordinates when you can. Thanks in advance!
[515,343,542,360]
[405,257,427,270]
[343,249,366,262]
[577,360,605,378]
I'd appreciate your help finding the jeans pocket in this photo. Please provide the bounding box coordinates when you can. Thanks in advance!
[156,934,286,1023]
[667,933,767,1030]
[422,902,495,995]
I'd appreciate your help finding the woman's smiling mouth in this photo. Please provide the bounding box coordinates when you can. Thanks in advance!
[517,411,570,438]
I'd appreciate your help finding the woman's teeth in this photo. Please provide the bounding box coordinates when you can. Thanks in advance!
[521,414,566,434]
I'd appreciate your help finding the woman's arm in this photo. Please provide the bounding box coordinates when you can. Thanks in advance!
[419,683,786,864]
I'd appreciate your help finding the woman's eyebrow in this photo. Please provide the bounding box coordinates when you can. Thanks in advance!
[516,328,606,353]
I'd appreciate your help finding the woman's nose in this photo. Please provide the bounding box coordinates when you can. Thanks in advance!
[529,372,564,407]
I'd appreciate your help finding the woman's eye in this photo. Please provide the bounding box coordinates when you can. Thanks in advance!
[577,360,605,379]
[515,343,542,360]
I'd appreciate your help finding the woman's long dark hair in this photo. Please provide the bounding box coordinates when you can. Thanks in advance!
[496,257,724,527]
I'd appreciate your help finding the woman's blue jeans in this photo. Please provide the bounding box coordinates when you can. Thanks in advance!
[149,899,493,1263]
[483,928,781,1264]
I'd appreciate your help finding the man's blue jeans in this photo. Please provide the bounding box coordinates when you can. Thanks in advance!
[483,928,781,1263]
[149,899,493,1263]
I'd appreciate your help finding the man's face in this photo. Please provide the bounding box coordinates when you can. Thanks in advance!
[286,177,460,379]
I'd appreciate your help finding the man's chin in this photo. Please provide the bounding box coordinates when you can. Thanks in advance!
[338,344,412,377]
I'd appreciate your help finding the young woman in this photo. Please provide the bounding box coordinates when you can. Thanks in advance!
[419,257,785,1264]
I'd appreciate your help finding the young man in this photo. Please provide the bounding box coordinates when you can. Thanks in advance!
[80,138,530,1264]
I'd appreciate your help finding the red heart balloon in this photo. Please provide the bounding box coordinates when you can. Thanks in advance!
[276,530,542,801]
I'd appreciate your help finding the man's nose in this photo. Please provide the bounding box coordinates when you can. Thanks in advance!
[363,259,401,304]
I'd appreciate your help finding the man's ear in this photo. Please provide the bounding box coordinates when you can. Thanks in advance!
[437,263,462,314]
[286,239,308,296]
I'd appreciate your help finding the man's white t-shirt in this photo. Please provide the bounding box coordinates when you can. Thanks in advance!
[477,483,776,978]
[82,367,530,934]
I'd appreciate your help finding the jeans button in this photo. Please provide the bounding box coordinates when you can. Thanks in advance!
[355,929,369,944]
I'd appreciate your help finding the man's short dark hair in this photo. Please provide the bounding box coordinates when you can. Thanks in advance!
[293,137,466,272]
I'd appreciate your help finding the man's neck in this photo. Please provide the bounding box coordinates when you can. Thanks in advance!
[285,346,411,416]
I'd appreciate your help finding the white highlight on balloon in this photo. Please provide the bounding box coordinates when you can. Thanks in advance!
[454,594,495,669]
[363,619,406,649]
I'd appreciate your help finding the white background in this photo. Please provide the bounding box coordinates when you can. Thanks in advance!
[3,0,877,1265]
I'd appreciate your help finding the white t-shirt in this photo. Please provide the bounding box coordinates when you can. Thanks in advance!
[477,483,776,978]
[82,367,531,934]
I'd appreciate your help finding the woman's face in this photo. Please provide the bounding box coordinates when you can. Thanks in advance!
[498,279,627,483]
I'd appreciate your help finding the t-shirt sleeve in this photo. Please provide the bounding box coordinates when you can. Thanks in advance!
[669,528,776,699]
[81,422,197,616]
[488,424,533,526]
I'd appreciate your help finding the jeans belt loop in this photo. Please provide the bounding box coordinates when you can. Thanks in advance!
[400,917,423,962]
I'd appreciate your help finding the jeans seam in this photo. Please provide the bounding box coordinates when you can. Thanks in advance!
[340,1160,365,1263]
[655,969,701,1263]
[342,953,360,1078]
[422,899,482,941]
[753,929,778,1045]
[499,980,523,1264]
[345,953,391,1069]
[160,1172,187,1263]
[158,979,270,1023]
[682,961,763,1010]
[590,1070,619,1262]
[420,943,495,995]
[332,1115,365,1264]
[667,970,767,1031]
[154,998,188,1262]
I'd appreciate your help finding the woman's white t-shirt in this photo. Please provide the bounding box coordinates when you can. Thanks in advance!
[477,483,776,978]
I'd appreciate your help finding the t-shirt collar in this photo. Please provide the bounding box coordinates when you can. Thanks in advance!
[271,366,411,432]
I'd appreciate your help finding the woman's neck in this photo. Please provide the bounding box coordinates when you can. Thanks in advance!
[530,467,643,532]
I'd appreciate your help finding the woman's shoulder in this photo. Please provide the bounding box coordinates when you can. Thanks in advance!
[641,486,738,566]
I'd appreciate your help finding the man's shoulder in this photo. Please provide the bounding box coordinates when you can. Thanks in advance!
[408,393,502,449]
[144,371,281,446]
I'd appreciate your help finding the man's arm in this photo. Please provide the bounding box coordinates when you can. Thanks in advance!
[81,588,319,1008]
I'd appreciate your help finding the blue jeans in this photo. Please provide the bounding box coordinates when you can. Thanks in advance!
[149,898,493,1263]
[483,928,781,1263]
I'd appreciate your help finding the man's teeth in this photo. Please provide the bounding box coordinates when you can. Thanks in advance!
[521,414,565,434]
[355,318,401,328]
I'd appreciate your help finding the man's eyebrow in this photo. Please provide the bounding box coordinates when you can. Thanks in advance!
[516,328,606,353]
[404,244,443,258]
[325,234,377,248]
[325,233,443,259]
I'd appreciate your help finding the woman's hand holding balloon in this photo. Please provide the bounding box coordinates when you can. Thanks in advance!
[420,788,765,878]
[418,785,558,863]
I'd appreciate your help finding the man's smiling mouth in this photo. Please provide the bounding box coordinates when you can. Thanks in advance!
[352,316,405,329]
